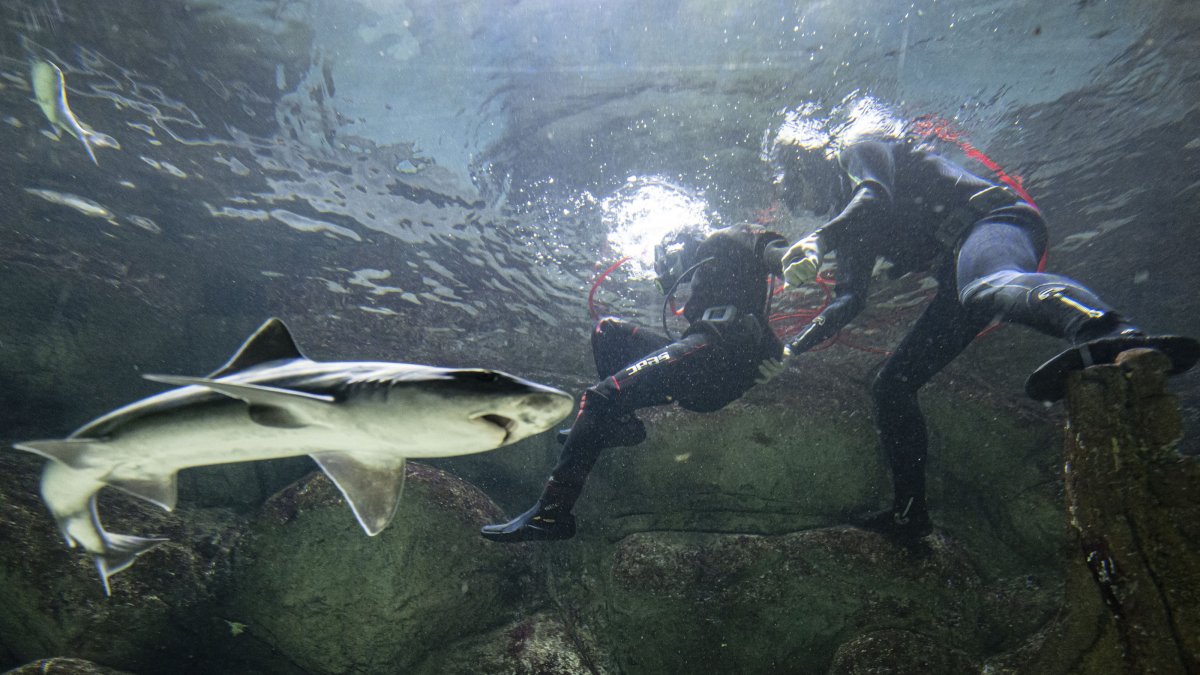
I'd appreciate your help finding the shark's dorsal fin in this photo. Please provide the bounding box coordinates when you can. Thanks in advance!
[207,318,307,378]
[311,452,408,536]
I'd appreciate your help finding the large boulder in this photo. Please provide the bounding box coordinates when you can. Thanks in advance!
[828,629,976,674]
[4,657,134,674]
[572,385,1062,574]
[592,528,1055,674]
[220,463,547,674]
[519,383,1066,674]
[409,610,611,675]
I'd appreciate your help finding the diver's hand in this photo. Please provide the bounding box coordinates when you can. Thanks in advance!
[782,256,819,288]
[754,353,792,385]
[781,235,822,288]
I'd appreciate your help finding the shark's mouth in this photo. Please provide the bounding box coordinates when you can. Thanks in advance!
[475,413,517,443]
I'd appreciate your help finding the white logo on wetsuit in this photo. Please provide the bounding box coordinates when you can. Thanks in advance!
[626,351,671,375]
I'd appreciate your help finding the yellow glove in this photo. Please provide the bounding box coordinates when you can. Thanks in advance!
[754,351,795,385]
[781,234,823,288]
[754,358,785,385]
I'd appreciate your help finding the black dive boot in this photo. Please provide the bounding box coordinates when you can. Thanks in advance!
[857,498,932,542]
[480,480,578,543]
[962,276,1200,401]
[1026,318,1200,402]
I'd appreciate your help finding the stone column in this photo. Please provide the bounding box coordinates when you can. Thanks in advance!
[1059,348,1200,674]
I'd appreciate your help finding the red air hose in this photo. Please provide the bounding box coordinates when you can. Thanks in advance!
[588,256,631,321]
[910,115,1039,209]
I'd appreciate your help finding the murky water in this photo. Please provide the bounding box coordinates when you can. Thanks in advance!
[1,1,1198,672]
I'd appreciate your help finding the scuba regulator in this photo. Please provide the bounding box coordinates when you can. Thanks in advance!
[653,231,705,295]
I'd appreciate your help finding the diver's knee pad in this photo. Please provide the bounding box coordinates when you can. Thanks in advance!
[957,269,1026,308]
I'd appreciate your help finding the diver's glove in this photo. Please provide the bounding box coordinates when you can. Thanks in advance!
[781,234,823,288]
[754,348,795,385]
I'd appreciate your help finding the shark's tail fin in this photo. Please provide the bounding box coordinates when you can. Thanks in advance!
[96,533,168,596]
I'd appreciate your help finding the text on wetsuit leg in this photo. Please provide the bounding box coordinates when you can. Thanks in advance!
[626,351,671,375]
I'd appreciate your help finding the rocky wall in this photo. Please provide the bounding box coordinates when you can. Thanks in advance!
[5,368,1194,674]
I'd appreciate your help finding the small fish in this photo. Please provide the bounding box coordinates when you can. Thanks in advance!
[30,59,120,165]
[14,318,573,594]
[24,187,115,220]
[125,214,162,234]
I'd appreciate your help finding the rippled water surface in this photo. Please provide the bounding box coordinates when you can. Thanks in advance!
[0,0,1197,434]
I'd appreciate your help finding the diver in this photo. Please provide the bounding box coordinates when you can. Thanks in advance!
[762,120,1200,541]
[481,222,789,542]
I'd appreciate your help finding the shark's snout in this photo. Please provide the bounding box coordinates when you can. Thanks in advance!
[523,386,573,417]
[466,388,573,446]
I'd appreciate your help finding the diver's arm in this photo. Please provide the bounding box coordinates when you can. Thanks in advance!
[780,232,823,286]
[781,182,888,287]
[786,247,872,355]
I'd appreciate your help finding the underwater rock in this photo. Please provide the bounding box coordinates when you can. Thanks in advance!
[1009,349,1200,674]
[221,463,543,674]
[827,628,976,674]
[0,454,245,673]
[175,456,314,511]
[578,399,889,538]
[596,527,1055,674]
[479,384,1065,673]
[408,610,610,675]
[4,657,133,674]
[575,387,1062,574]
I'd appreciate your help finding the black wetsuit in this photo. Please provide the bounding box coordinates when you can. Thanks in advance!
[789,139,1125,522]
[547,224,787,508]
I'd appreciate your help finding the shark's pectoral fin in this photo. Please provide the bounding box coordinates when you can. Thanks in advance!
[144,374,334,428]
[144,374,333,403]
[14,438,100,469]
[108,473,179,511]
[96,532,168,596]
[310,452,407,536]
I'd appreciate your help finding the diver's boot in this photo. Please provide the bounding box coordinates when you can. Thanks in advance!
[480,479,578,543]
[556,413,646,447]
[961,275,1198,400]
[857,497,932,543]
[1025,298,1199,401]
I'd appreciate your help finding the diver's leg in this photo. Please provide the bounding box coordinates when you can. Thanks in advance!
[956,219,1133,342]
[481,334,710,543]
[552,318,671,444]
[867,289,986,539]
[956,219,1198,400]
[591,318,671,378]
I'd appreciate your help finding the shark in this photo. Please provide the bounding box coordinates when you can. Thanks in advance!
[14,318,573,594]
[30,59,120,165]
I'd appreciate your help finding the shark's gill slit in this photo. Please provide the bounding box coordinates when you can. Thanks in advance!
[477,413,517,440]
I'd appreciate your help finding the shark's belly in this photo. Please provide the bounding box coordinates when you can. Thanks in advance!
[96,408,387,475]
[92,402,504,475]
